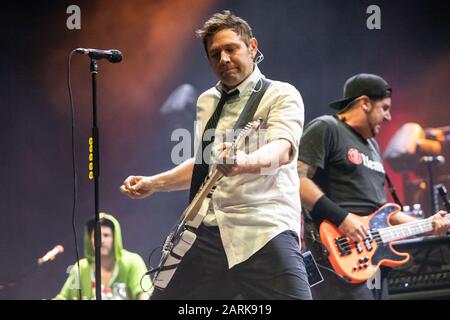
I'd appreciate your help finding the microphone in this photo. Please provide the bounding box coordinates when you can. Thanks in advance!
[75,48,123,63]
[37,245,64,265]
[420,155,446,164]
[437,184,450,212]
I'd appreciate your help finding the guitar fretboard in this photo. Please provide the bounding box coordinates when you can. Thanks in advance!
[378,214,450,243]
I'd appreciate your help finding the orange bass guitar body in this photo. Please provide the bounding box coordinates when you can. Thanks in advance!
[319,203,409,284]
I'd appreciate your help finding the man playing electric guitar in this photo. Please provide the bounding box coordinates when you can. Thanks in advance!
[121,11,311,300]
[297,73,450,300]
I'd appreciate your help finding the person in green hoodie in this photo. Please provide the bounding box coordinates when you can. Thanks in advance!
[55,212,152,300]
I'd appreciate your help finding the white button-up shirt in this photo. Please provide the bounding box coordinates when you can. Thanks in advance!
[194,66,304,268]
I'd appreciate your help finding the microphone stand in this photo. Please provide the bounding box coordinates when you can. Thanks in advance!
[90,59,102,300]
[425,158,436,216]
[437,185,450,212]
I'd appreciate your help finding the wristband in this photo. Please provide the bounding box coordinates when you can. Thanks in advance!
[310,195,349,226]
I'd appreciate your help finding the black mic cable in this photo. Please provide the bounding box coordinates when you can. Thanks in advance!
[67,49,83,300]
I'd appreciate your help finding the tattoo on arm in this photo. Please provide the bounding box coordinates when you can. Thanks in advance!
[297,161,317,179]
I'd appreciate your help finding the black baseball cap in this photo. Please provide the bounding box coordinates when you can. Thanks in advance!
[329,73,392,111]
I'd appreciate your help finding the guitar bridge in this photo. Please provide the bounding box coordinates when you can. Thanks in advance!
[162,231,175,252]
[335,237,351,256]
[154,229,198,290]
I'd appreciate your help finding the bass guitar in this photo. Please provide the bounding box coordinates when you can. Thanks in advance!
[319,203,449,284]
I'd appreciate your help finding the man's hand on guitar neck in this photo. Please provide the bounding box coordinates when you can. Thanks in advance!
[215,142,251,177]
[338,213,370,243]
[390,210,450,237]
[431,211,450,236]
[215,139,292,177]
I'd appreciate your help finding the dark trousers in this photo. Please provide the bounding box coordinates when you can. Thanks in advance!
[151,224,312,300]
[311,259,390,300]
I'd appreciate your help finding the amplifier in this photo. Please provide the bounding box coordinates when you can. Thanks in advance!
[388,235,450,299]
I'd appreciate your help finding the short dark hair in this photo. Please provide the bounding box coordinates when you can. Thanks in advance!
[86,217,115,236]
[195,10,253,54]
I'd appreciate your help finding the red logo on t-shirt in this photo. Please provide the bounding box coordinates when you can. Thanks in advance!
[348,148,363,165]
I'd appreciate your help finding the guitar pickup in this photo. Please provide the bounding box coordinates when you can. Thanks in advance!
[206,186,217,198]
[356,242,363,253]
[335,237,351,256]
[364,239,373,251]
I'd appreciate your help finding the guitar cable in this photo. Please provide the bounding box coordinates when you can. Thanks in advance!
[304,233,350,282]
[139,245,163,293]
[139,272,154,294]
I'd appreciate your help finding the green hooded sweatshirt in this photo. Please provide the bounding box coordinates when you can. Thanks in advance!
[55,213,152,299]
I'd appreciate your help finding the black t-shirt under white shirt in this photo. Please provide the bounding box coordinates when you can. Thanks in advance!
[298,115,387,216]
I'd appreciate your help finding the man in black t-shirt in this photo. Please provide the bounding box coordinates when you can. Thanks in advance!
[298,73,450,299]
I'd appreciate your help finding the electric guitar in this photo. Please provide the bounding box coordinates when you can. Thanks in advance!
[151,118,263,290]
[319,203,450,284]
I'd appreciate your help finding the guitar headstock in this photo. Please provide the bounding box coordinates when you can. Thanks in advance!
[210,118,263,166]
[233,118,263,152]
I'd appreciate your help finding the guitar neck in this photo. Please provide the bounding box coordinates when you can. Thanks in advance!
[378,214,450,243]
[183,169,223,223]
[179,119,262,226]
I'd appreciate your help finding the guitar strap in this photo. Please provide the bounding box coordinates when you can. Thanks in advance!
[204,78,272,202]
[189,77,272,202]
[232,77,272,131]
[368,138,404,208]
[384,172,403,208]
